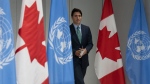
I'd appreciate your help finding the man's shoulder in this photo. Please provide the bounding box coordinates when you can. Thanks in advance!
[70,23,74,27]
[81,24,90,29]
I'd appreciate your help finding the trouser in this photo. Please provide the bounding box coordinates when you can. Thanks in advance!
[74,62,87,84]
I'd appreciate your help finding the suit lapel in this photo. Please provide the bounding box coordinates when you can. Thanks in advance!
[81,24,85,45]
[70,24,80,44]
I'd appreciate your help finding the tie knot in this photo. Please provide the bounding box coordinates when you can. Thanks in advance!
[77,26,80,30]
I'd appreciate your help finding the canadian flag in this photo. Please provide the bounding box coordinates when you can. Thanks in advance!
[15,0,49,84]
[94,0,125,84]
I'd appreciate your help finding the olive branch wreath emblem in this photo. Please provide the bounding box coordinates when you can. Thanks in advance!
[48,17,73,64]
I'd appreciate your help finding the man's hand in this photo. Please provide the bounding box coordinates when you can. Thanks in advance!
[75,48,87,58]
[80,48,87,57]
[75,50,81,57]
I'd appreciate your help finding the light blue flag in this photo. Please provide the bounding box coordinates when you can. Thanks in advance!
[126,0,150,84]
[47,0,74,84]
[0,0,16,84]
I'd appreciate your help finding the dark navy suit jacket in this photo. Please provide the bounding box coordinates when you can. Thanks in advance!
[70,24,93,68]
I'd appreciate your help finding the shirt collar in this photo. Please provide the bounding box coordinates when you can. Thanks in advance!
[73,24,81,29]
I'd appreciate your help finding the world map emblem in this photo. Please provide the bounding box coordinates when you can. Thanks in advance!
[127,31,150,60]
[0,8,15,69]
[48,17,73,64]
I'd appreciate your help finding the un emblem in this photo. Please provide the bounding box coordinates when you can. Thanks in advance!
[48,17,72,64]
[127,31,150,60]
[0,8,15,69]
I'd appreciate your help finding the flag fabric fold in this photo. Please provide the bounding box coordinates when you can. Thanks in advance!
[47,0,74,84]
[15,0,49,84]
[126,0,150,84]
[0,0,16,84]
[94,0,125,84]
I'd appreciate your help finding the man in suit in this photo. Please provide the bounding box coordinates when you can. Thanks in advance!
[70,8,93,84]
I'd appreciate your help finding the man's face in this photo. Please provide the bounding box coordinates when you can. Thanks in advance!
[72,12,82,25]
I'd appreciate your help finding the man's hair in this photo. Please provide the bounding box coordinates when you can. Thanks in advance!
[71,8,82,17]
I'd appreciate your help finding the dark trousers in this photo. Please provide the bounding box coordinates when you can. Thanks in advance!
[74,60,87,84]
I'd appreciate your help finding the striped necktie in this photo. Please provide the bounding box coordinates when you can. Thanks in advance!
[76,26,82,43]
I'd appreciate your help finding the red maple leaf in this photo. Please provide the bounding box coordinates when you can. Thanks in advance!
[16,2,47,66]
[97,26,122,61]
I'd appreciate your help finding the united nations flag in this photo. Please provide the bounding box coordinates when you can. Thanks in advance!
[0,0,16,84]
[47,0,74,84]
[126,0,150,84]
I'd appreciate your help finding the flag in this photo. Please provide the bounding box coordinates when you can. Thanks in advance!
[94,0,125,84]
[126,0,150,84]
[15,0,49,83]
[47,0,74,84]
[0,0,16,84]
